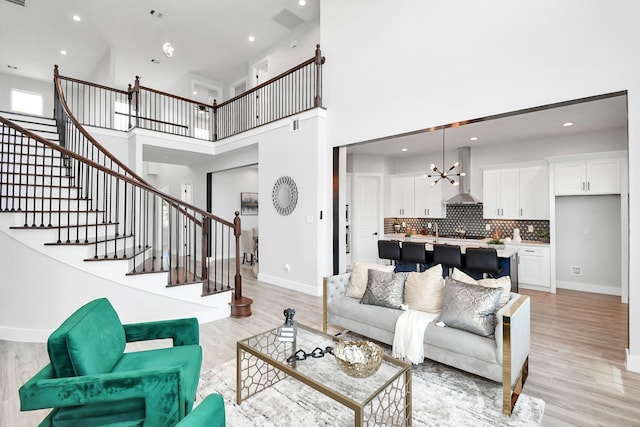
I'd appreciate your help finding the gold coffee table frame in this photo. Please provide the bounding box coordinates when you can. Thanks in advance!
[236,323,412,426]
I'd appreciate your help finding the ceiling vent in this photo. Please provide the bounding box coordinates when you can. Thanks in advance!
[5,0,26,6]
[272,8,305,30]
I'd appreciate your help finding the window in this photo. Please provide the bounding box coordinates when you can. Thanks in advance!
[11,89,43,115]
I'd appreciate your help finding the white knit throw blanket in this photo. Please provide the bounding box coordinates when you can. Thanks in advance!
[392,310,438,364]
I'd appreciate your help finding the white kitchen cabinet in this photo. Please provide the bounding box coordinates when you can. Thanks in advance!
[389,176,415,217]
[414,176,444,218]
[483,168,519,219]
[518,165,549,220]
[484,165,549,220]
[554,158,620,195]
[517,246,551,288]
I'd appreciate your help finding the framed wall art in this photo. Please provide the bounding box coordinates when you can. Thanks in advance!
[241,192,258,215]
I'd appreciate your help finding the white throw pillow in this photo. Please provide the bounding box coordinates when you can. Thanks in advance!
[404,264,445,314]
[346,262,395,298]
[451,268,511,308]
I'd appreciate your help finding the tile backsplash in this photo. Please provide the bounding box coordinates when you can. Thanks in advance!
[384,204,549,241]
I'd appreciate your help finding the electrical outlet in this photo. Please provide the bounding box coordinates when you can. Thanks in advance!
[528,225,534,232]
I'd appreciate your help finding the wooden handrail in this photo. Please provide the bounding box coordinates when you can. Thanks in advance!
[56,74,129,95]
[0,115,234,229]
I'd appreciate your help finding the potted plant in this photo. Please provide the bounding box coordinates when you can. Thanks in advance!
[536,228,550,243]
[393,220,401,233]
[487,238,505,249]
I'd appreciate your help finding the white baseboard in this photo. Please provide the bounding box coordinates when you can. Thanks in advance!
[257,273,321,297]
[556,280,621,296]
[626,348,640,373]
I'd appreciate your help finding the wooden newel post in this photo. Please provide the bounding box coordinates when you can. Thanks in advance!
[230,211,253,318]
[314,44,325,108]
[127,84,133,129]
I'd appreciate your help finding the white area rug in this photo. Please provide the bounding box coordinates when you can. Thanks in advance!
[197,358,544,426]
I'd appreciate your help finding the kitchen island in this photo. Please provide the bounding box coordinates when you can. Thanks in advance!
[383,233,520,291]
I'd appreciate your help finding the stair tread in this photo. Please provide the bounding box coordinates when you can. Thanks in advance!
[10,221,119,230]
[44,234,131,245]
[84,246,149,262]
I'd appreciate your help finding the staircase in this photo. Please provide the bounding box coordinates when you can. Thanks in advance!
[0,111,241,341]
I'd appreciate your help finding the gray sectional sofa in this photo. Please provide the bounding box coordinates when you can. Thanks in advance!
[323,272,531,415]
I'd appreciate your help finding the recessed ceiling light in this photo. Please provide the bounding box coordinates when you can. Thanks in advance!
[563,122,574,127]
[248,35,255,42]
[401,148,408,152]
[470,136,479,141]
[299,0,307,5]
[72,15,81,22]
[193,91,198,95]
[60,50,67,55]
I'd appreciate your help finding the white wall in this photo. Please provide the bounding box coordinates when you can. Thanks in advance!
[257,111,328,295]
[0,72,54,115]
[555,195,621,294]
[210,165,259,237]
[321,0,640,371]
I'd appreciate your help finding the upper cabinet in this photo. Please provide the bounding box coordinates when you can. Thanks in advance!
[414,176,444,218]
[389,175,444,218]
[389,176,415,217]
[554,158,621,195]
[483,164,549,220]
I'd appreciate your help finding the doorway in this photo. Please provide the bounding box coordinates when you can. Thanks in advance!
[353,174,383,264]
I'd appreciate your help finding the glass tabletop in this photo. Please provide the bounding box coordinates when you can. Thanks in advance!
[238,323,410,405]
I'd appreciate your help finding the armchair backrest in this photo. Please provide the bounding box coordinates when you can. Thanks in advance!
[47,298,126,377]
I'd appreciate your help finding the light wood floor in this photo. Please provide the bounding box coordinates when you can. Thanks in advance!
[2,266,640,426]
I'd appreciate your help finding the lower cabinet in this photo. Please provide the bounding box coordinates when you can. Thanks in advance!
[516,246,551,288]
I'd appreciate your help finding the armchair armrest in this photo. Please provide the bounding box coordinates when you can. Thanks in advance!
[123,317,199,346]
[20,363,187,426]
[175,394,225,427]
[323,273,351,333]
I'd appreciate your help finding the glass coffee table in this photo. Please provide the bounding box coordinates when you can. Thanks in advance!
[236,323,412,426]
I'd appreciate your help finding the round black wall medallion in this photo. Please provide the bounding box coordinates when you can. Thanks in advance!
[272,176,298,216]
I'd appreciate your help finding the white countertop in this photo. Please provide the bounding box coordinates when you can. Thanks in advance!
[383,233,538,258]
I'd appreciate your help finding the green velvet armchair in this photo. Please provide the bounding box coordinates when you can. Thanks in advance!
[18,298,223,427]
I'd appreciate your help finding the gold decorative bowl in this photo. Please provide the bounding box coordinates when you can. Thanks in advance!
[333,340,383,378]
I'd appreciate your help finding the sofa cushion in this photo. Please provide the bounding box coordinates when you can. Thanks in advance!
[360,270,407,309]
[451,268,511,309]
[404,264,445,314]
[48,298,125,378]
[438,278,502,337]
[328,296,402,335]
[346,262,395,298]
[424,321,498,364]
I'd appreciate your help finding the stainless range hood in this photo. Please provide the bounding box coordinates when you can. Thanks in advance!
[444,147,482,205]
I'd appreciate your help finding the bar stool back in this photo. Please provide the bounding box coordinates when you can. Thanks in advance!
[377,240,402,266]
[433,244,462,277]
[465,247,501,278]
[400,241,427,272]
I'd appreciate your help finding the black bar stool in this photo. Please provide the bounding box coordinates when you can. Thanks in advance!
[433,243,462,277]
[465,247,502,279]
[378,240,402,266]
[400,241,427,272]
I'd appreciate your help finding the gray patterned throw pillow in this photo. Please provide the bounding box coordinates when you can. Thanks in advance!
[438,278,502,337]
[360,270,408,309]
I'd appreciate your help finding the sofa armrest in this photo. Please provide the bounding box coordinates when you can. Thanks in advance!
[323,273,351,333]
[123,317,199,346]
[495,293,530,415]
[19,363,187,426]
[176,394,225,427]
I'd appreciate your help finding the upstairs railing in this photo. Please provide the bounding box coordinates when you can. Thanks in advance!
[54,45,325,142]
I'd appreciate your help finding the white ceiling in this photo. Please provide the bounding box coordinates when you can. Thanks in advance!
[0,0,319,86]
[347,93,628,158]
